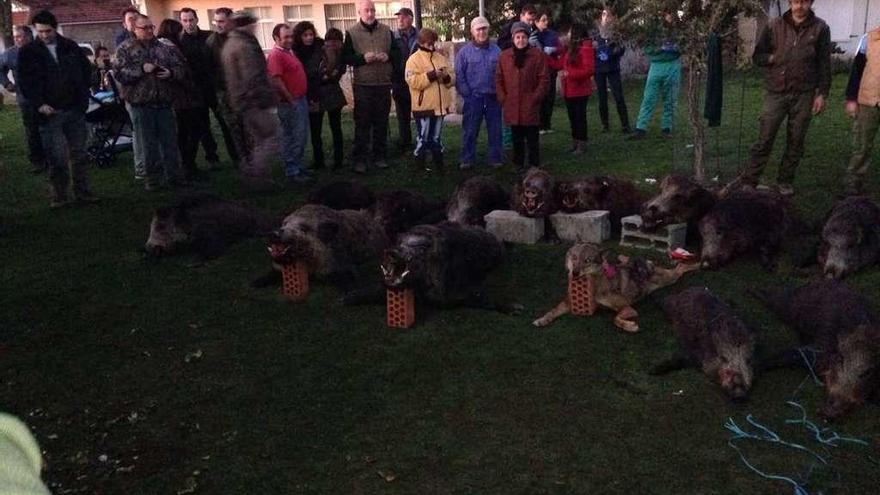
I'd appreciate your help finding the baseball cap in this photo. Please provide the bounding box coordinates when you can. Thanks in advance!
[395,8,414,17]
[471,16,490,30]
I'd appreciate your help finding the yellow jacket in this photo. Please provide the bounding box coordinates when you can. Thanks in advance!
[405,46,456,116]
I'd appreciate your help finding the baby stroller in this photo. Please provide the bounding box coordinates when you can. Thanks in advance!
[86,75,132,168]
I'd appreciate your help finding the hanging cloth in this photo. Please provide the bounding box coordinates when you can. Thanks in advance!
[704,32,723,127]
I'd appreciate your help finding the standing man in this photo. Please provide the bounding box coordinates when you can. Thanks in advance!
[498,4,537,51]
[594,8,631,133]
[267,23,312,185]
[179,7,224,170]
[18,10,97,207]
[392,7,418,152]
[0,25,46,174]
[115,6,140,48]
[222,11,279,190]
[114,14,187,191]
[455,16,503,170]
[736,0,830,196]
[843,28,880,195]
[342,0,400,173]
[206,7,243,167]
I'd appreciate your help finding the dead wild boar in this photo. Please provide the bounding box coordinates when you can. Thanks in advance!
[145,194,279,260]
[653,287,756,402]
[758,279,880,420]
[305,180,376,211]
[512,167,557,218]
[819,196,880,279]
[374,190,446,240]
[640,174,717,232]
[698,189,788,270]
[446,176,509,227]
[555,176,644,234]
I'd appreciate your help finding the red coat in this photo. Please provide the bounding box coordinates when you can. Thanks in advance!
[548,43,596,98]
[495,47,549,126]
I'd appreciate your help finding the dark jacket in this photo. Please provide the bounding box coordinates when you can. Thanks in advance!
[296,39,346,112]
[753,10,832,97]
[222,28,277,112]
[594,36,625,73]
[180,28,216,106]
[115,28,134,48]
[495,46,549,126]
[0,45,26,105]
[113,37,186,106]
[18,34,92,113]
[392,26,418,85]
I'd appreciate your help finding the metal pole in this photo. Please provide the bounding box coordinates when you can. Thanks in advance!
[413,0,422,29]
[479,0,486,18]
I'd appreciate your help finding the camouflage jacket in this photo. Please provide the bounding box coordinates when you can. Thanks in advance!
[113,37,186,106]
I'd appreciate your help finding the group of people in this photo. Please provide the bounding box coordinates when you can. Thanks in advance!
[0,0,877,208]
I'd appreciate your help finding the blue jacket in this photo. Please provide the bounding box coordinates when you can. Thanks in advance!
[455,41,501,98]
[0,46,26,104]
[594,36,625,74]
[392,26,418,85]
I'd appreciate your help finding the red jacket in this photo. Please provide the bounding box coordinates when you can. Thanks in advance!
[549,43,595,98]
[495,47,549,126]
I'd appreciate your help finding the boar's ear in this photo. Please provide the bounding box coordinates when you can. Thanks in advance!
[317,222,340,243]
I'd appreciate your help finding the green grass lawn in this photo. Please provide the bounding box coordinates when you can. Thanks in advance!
[1,73,878,494]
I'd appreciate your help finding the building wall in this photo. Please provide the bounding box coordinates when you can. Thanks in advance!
[142,0,413,49]
[59,22,120,51]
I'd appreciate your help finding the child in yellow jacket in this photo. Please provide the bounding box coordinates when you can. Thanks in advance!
[405,28,455,171]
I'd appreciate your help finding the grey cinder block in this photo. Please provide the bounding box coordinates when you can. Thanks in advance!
[549,210,611,244]
[484,210,544,244]
[620,214,687,252]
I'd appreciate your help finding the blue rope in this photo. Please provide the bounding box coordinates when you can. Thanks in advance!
[796,347,823,387]
[725,402,872,495]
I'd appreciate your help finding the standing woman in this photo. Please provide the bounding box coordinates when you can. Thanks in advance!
[532,11,562,134]
[496,22,549,172]
[157,19,208,182]
[405,28,455,172]
[556,24,595,154]
[594,8,631,133]
[297,24,346,170]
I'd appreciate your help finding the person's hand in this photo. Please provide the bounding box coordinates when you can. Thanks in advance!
[812,94,826,115]
[155,67,171,79]
[543,46,556,55]
[363,51,376,63]
[143,62,156,73]
[38,104,55,116]
[846,100,858,119]
[375,52,388,63]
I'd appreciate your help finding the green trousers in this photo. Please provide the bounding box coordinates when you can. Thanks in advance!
[845,103,880,194]
[744,90,814,186]
[634,59,681,131]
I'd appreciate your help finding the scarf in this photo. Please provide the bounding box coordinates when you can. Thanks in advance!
[513,45,529,69]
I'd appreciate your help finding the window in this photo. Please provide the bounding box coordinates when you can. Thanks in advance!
[244,6,275,49]
[324,2,403,32]
[284,4,314,24]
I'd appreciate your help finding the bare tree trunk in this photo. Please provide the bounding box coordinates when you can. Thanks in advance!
[685,57,706,183]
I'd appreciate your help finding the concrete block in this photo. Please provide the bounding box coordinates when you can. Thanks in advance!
[620,214,687,252]
[550,210,611,244]
[484,210,544,244]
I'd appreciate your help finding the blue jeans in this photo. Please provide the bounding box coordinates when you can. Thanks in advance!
[414,115,444,157]
[277,98,309,177]
[39,108,91,199]
[125,102,146,177]
[460,94,502,165]
[128,103,180,182]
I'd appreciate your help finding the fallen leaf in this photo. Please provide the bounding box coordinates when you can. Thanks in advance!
[376,470,396,482]
[185,350,203,363]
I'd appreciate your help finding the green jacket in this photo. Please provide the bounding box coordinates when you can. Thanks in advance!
[342,20,400,86]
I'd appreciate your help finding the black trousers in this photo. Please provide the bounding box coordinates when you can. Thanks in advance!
[309,108,344,168]
[176,106,210,174]
[595,71,630,130]
[20,105,46,167]
[565,96,589,141]
[206,100,240,163]
[353,84,391,164]
[539,71,558,131]
[511,125,540,170]
[392,83,412,146]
